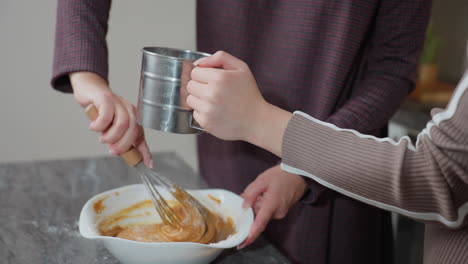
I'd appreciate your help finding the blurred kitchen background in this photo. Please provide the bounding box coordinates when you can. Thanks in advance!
[0,1,467,263]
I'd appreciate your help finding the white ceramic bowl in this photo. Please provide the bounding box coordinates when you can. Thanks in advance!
[79,184,253,264]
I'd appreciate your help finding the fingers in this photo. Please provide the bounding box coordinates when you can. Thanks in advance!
[193,51,245,70]
[191,67,225,84]
[73,74,147,159]
[135,126,153,168]
[99,102,129,144]
[241,179,268,209]
[186,80,211,100]
[186,94,209,114]
[192,111,206,130]
[238,197,276,250]
[108,99,140,155]
[89,98,114,132]
[94,97,150,161]
[253,194,264,215]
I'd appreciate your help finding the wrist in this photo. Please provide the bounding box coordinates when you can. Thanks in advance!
[70,72,111,106]
[243,99,270,144]
[245,101,292,157]
[70,72,109,93]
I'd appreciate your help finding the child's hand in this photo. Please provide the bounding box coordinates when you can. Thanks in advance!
[70,72,152,168]
[187,51,269,142]
[238,165,307,249]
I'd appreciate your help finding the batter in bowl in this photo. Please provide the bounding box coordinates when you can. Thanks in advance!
[96,195,236,244]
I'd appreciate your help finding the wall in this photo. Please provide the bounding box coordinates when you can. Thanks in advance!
[0,1,199,170]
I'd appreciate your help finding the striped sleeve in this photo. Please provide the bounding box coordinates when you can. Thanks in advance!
[51,0,112,93]
[281,72,468,229]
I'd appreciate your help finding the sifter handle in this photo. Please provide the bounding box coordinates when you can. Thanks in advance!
[85,104,143,167]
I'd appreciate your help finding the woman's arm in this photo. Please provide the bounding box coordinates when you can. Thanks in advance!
[52,0,112,92]
[51,0,152,166]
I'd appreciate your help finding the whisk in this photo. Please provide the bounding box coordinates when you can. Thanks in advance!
[85,104,209,228]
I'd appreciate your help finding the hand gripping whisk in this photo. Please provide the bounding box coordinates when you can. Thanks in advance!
[85,104,209,228]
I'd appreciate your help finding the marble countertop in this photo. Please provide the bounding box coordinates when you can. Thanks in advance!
[0,152,289,264]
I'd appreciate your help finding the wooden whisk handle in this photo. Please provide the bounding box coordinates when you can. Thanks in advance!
[85,104,143,167]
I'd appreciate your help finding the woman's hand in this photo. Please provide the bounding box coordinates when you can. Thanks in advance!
[70,72,152,167]
[187,51,292,157]
[238,165,307,249]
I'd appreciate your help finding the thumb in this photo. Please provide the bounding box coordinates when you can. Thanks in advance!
[193,51,243,70]
[239,199,276,249]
